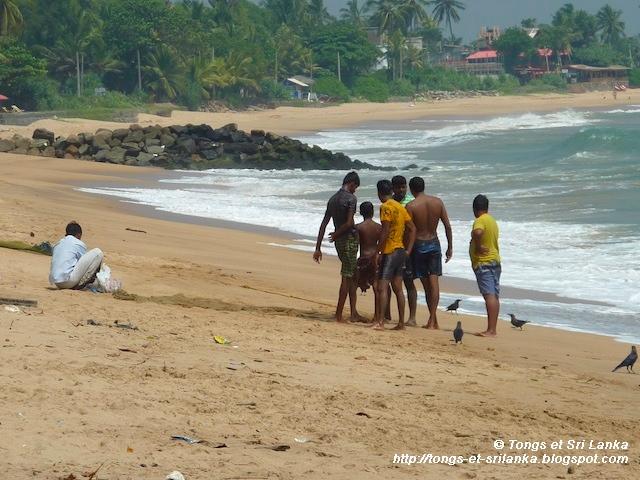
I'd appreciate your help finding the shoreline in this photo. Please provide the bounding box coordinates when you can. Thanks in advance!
[1,148,639,478]
[1,90,638,139]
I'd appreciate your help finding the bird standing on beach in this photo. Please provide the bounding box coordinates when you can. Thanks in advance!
[509,314,529,330]
[453,321,464,344]
[612,346,637,373]
[446,299,462,314]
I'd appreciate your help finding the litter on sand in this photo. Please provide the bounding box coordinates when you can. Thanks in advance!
[226,361,245,371]
[171,435,204,445]
[294,437,310,443]
[0,297,37,307]
[271,445,291,451]
[214,335,230,345]
[166,472,185,480]
[4,305,21,313]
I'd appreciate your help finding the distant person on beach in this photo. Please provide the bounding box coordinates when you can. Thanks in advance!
[392,175,418,326]
[49,221,104,290]
[372,180,416,331]
[469,194,501,337]
[406,177,453,329]
[355,201,382,321]
[314,171,363,323]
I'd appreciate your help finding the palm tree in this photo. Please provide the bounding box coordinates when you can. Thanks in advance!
[340,0,365,28]
[402,0,430,33]
[143,44,185,101]
[366,0,405,35]
[387,29,406,79]
[596,5,625,46]
[431,0,465,41]
[0,0,23,36]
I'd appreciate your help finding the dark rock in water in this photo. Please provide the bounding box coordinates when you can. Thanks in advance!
[32,128,55,145]
[223,142,259,155]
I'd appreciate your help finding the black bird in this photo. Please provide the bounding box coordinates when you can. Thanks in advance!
[509,314,530,330]
[446,299,462,314]
[612,346,637,373]
[453,321,464,344]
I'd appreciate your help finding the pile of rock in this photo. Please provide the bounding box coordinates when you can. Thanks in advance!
[0,123,391,171]
[416,90,500,101]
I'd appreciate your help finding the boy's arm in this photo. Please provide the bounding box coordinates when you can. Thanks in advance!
[440,202,453,263]
[377,221,390,258]
[329,207,355,242]
[314,211,331,262]
[472,228,489,256]
[404,219,416,256]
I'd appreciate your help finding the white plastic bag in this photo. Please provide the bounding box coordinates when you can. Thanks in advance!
[95,263,122,293]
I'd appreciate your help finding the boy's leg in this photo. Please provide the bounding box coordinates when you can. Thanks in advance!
[374,278,391,329]
[425,274,440,329]
[390,275,406,330]
[404,275,417,326]
[335,276,349,323]
[482,293,499,336]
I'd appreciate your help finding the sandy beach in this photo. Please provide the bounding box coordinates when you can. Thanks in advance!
[2,90,640,139]
[1,93,639,479]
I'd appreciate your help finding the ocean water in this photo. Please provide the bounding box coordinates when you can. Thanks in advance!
[80,106,640,343]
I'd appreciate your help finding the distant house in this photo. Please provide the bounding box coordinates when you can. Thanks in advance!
[284,76,316,100]
[462,49,504,76]
[478,26,501,49]
[566,65,630,91]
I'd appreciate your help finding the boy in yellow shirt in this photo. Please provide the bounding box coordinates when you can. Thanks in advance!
[469,194,501,337]
[373,180,416,330]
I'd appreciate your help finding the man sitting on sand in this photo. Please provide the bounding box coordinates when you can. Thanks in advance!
[469,194,501,337]
[372,180,415,331]
[406,177,453,329]
[355,201,382,321]
[49,221,104,290]
[314,172,363,323]
[392,175,418,326]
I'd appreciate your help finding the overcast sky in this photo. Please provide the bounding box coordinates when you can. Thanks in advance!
[324,0,640,41]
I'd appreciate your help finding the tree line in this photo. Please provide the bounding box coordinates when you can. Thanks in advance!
[0,0,637,111]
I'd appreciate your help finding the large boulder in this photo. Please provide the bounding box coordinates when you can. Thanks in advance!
[0,139,16,152]
[32,128,55,145]
[104,147,127,164]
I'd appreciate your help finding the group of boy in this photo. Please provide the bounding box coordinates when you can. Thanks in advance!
[314,171,501,336]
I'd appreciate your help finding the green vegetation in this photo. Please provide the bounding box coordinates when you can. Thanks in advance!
[0,0,637,112]
[630,68,640,87]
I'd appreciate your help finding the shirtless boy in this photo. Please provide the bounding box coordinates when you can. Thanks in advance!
[406,177,453,329]
[355,201,382,321]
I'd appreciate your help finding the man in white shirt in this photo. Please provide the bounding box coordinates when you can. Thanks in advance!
[49,222,104,290]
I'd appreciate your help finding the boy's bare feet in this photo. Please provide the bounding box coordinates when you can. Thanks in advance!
[406,319,417,327]
[391,323,405,331]
[475,331,496,337]
[371,322,385,331]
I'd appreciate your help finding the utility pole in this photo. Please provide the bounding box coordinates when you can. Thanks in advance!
[337,51,341,82]
[76,51,81,97]
[274,49,278,83]
[137,48,142,92]
[81,53,84,95]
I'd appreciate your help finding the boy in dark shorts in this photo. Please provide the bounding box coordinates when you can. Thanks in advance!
[392,175,418,326]
[355,201,382,321]
[372,180,416,331]
[406,177,453,329]
[314,171,362,323]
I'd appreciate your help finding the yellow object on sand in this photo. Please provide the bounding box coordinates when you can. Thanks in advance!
[214,336,230,345]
